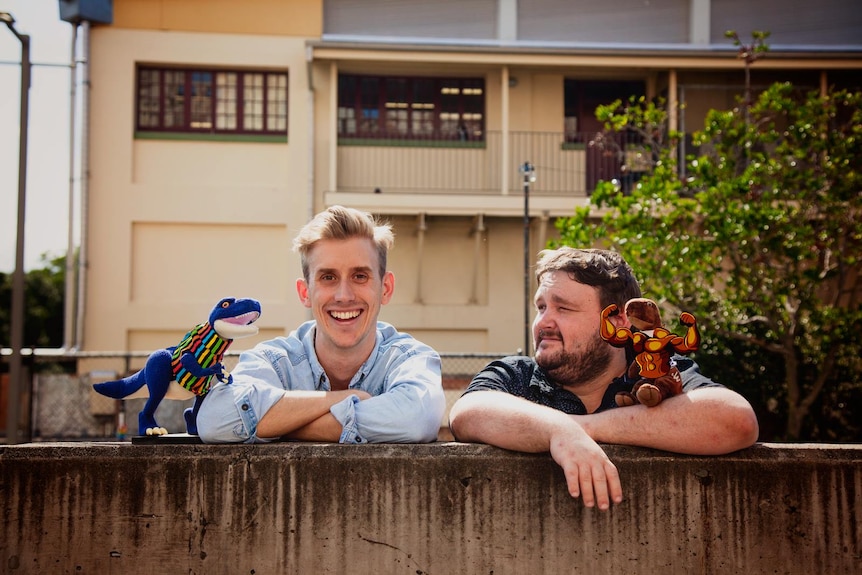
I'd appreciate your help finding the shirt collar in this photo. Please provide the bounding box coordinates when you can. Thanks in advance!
[302,321,382,390]
[528,365,636,412]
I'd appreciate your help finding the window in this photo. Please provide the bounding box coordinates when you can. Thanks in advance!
[564,79,644,142]
[338,74,484,141]
[564,79,646,193]
[136,66,288,135]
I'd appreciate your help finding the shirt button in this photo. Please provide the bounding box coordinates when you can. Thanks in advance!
[241,404,249,411]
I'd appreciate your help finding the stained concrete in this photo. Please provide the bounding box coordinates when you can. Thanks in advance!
[1,442,860,574]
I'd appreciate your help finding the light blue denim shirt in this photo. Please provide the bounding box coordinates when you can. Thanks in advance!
[196,320,445,444]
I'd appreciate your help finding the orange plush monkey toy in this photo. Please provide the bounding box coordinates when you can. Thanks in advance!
[600,298,700,407]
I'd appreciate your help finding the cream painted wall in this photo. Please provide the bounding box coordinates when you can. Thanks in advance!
[531,74,564,132]
[380,217,531,354]
[84,26,313,363]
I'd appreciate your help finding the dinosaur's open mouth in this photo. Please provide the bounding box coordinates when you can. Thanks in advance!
[223,311,260,326]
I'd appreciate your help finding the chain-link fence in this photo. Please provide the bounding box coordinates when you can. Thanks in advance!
[2,351,510,442]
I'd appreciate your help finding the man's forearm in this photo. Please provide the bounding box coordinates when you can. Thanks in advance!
[257,390,361,440]
[578,387,759,454]
[284,413,343,441]
[449,391,575,452]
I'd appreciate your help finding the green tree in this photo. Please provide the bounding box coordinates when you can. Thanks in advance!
[0,253,67,349]
[554,85,862,441]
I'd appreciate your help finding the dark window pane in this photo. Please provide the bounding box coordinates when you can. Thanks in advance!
[190,71,213,129]
[359,77,380,135]
[338,75,357,135]
[412,78,435,137]
[138,69,160,128]
[164,71,185,129]
[385,78,408,136]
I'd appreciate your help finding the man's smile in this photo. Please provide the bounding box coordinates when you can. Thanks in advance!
[330,309,362,321]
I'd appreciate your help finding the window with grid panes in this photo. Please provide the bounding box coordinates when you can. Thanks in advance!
[136,66,288,135]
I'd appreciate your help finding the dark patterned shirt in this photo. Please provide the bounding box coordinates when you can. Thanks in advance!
[463,355,721,415]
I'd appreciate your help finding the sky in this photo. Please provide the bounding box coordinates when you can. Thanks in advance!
[1,0,75,272]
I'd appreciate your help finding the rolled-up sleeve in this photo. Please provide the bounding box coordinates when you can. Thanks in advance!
[333,346,444,443]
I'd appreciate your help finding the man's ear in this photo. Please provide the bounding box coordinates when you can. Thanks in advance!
[610,306,629,328]
[381,271,395,305]
[296,278,312,308]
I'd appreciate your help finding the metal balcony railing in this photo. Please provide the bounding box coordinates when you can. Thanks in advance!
[336,130,646,197]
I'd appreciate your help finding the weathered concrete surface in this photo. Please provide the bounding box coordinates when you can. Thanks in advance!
[1,442,859,574]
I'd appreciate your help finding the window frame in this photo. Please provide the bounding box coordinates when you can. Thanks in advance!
[135,65,289,138]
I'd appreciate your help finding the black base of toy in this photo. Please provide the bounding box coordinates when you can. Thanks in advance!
[131,433,203,445]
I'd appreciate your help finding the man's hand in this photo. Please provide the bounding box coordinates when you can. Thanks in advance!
[549,424,623,510]
[450,391,624,509]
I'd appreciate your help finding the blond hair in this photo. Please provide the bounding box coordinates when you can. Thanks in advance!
[292,205,394,281]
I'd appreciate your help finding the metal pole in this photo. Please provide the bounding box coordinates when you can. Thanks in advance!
[63,23,79,350]
[521,162,534,355]
[75,20,90,349]
[3,14,31,444]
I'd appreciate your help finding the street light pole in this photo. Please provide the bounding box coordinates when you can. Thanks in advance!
[2,11,31,444]
[520,162,536,355]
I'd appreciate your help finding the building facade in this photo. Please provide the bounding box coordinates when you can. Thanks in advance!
[78,0,862,370]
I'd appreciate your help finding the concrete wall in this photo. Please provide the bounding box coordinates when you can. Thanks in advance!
[1,442,859,574]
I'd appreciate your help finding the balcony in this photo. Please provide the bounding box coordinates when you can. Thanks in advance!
[326,130,645,217]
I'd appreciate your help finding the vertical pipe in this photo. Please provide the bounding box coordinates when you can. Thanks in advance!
[501,67,510,195]
[668,69,678,132]
[6,26,31,444]
[328,62,338,202]
[470,214,485,304]
[668,70,679,179]
[522,166,530,354]
[305,47,317,323]
[679,85,686,180]
[63,23,79,350]
[416,213,426,304]
[75,21,90,349]
[538,211,549,256]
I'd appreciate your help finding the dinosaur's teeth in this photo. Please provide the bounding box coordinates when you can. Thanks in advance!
[225,311,260,325]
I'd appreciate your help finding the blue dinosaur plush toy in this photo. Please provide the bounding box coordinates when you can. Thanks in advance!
[93,297,261,436]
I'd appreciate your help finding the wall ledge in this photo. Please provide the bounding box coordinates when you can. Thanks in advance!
[2,442,860,574]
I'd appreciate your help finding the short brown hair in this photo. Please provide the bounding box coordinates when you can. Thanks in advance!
[535,247,642,310]
[292,205,394,281]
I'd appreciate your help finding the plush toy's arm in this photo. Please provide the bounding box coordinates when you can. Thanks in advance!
[670,312,701,353]
[600,304,634,347]
[179,352,225,379]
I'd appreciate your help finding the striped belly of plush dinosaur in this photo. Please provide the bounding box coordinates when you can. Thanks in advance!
[170,322,230,395]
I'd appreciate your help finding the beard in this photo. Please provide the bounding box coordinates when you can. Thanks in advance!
[535,330,615,389]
